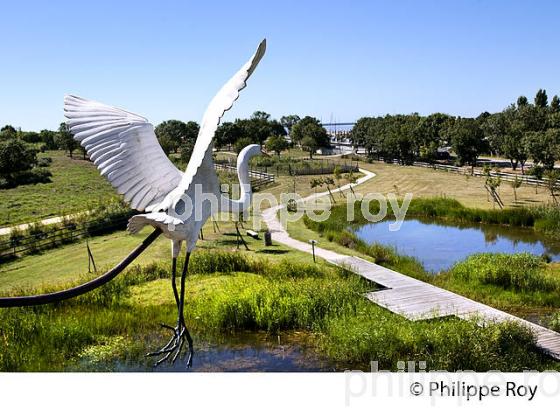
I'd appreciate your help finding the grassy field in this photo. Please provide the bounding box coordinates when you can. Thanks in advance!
[348,160,554,209]
[0,218,315,294]
[0,151,116,227]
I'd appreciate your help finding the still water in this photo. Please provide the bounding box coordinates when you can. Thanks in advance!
[354,218,560,273]
[73,332,337,372]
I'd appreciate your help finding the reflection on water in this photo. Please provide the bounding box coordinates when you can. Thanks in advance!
[354,218,560,273]
[75,332,336,372]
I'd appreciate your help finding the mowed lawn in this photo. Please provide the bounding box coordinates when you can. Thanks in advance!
[0,150,117,227]
[0,220,311,294]
[349,160,554,209]
[0,227,169,292]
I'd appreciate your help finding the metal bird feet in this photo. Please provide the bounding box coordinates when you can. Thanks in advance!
[147,320,193,368]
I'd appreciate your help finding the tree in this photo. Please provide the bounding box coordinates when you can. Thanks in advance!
[0,125,17,140]
[269,120,287,139]
[309,178,323,203]
[550,95,560,113]
[450,118,486,171]
[290,116,330,157]
[416,113,453,161]
[381,114,421,165]
[292,117,330,158]
[215,122,243,149]
[0,138,36,175]
[180,138,196,165]
[158,135,176,155]
[78,145,87,160]
[524,129,559,169]
[265,135,288,156]
[535,89,548,108]
[184,121,200,141]
[178,121,199,164]
[251,111,271,121]
[300,136,319,158]
[517,103,547,132]
[39,129,59,150]
[280,115,300,134]
[543,169,560,204]
[56,122,78,158]
[510,176,522,202]
[517,95,528,107]
[155,120,189,153]
[233,136,254,154]
[235,114,286,147]
[323,176,336,203]
[346,170,358,196]
[482,108,528,172]
[20,131,40,143]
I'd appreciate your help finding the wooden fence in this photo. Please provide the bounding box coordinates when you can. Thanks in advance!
[214,163,275,189]
[0,216,129,260]
[216,157,360,177]
[410,161,560,189]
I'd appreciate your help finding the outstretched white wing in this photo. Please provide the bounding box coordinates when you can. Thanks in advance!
[151,39,266,211]
[64,95,183,211]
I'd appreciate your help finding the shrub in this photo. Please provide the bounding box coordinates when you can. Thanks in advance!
[36,157,52,167]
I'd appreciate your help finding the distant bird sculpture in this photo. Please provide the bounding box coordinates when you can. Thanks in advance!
[63,39,266,367]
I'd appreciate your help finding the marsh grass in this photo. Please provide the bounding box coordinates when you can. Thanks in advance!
[321,303,547,371]
[433,253,560,310]
[0,249,557,371]
[447,253,558,292]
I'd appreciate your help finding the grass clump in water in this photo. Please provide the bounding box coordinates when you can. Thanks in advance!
[447,253,558,292]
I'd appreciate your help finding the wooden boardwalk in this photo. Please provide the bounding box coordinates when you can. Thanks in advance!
[261,168,560,361]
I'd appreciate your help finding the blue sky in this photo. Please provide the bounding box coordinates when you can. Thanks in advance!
[1,0,559,130]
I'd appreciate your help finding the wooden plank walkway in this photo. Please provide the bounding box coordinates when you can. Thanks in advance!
[261,168,560,361]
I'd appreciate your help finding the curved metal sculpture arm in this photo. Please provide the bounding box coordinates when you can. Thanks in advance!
[0,228,162,308]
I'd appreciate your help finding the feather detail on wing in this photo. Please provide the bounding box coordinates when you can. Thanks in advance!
[149,39,266,212]
[127,213,183,234]
[64,95,183,211]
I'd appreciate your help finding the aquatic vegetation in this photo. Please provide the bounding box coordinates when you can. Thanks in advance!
[447,253,558,292]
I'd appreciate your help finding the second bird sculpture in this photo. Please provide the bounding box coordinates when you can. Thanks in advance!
[63,39,267,367]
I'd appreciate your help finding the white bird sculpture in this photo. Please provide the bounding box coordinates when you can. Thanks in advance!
[63,39,266,367]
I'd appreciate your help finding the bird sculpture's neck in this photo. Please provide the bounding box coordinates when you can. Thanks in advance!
[222,144,261,214]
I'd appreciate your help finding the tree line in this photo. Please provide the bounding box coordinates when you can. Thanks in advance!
[153,112,330,161]
[1,109,333,188]
[350,89,560,174]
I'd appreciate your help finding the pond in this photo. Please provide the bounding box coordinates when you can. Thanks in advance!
[71,331,339,372]
[354,218,560,273]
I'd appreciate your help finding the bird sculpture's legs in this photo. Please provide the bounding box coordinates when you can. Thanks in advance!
[147,253,194,368]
